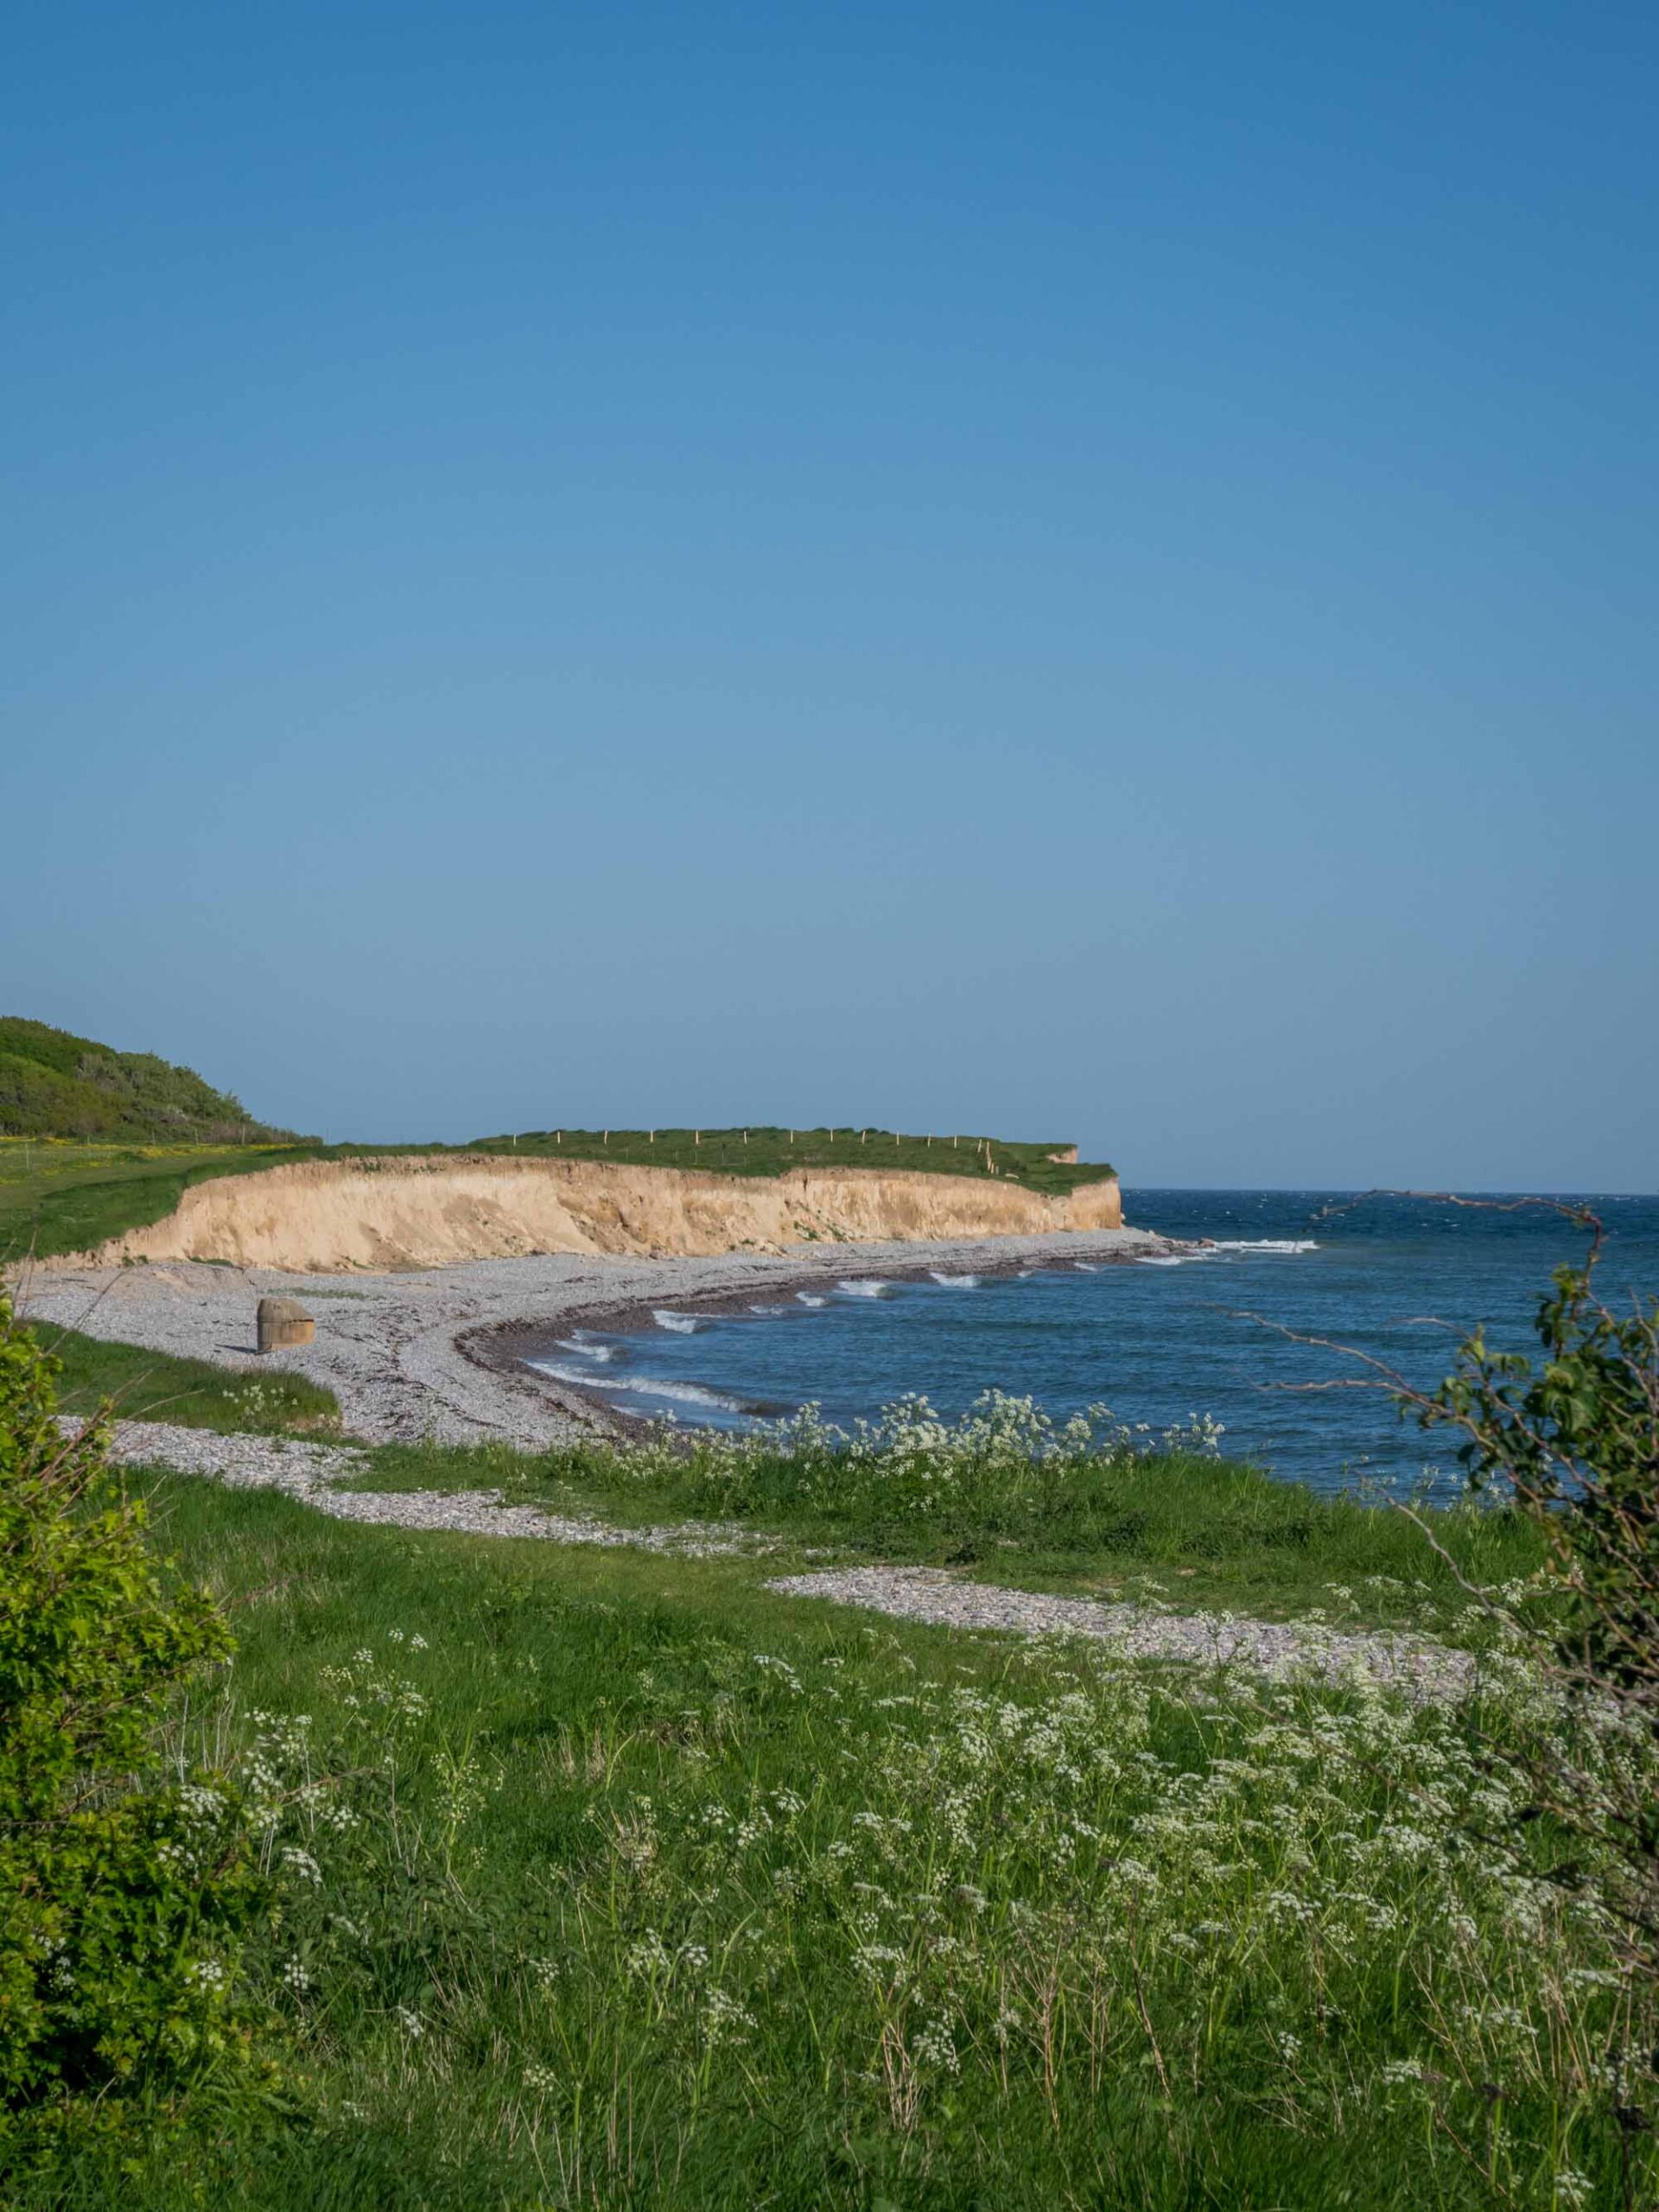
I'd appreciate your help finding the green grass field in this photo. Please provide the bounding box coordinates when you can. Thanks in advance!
[0,1136,317,1262]
[9,1319,1647,2209]
[17,1466,1642,2212]
[349,1429,1542,1633]
[36,1319,341,1434]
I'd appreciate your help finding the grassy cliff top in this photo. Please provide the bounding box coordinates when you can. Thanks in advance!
[0,1013,1116,1261]
[454,1126,1115,1195]
[2,1126,1116,1262]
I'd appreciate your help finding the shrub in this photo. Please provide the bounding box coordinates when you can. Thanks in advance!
[1397,1238,1659,1998]
[1426,1242,1658,1686]
[0,1298,276,2162]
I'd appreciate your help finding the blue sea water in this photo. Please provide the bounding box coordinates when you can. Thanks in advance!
[528,1192,1658,1496]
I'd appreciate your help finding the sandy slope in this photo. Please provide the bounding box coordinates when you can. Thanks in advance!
[64,1154,1124,1273]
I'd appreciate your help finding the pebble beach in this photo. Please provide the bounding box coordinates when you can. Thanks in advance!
[18,1226,1175,1448]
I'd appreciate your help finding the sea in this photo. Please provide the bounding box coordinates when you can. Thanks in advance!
[525,1191,1658,1497]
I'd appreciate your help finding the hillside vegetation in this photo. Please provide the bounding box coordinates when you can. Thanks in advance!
[0,1017,295,1144]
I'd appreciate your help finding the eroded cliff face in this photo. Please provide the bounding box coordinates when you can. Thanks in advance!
[73,1155,1124,1272]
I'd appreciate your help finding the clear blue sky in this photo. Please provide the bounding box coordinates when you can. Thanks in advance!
[3,2,1654,1189]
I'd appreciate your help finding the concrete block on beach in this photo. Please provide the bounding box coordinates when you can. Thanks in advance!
[256,1296,315,1352]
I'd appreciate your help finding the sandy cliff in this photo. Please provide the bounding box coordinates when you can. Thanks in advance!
[73,1155,1125,1273]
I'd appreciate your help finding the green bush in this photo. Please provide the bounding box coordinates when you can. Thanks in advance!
[0,1298,276,2163]
[1427,1249,1659,1681]
[1415,1237,1659,1978]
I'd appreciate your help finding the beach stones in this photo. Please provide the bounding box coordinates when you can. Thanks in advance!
[256,1296,315,1352]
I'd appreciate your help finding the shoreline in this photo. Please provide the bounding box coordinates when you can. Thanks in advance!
[467,1236,1195,1440]
[13,1225,1181,1451]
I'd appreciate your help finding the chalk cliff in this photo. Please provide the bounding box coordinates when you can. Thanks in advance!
[75,1155,1125,1273]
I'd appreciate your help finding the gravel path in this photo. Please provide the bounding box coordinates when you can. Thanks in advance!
[62,1417,773,1557]
[766,1566,1475,1698]
[20,1228,1173,1451]
[64,1417,1472,1697]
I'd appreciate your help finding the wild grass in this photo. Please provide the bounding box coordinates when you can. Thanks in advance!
[27,1320,340,1435]
[17,1314,1543,1625]
[353,1396,1546,1631]
[0,1137,313,1260]
[14,1473,1649,2211]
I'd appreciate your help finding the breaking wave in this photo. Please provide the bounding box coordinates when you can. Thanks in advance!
[796,1291,828,1307]
[1136,1237,1317,1268]
[555,1334,615,1360]
[1207,1239,1319,1254]
[836,1279,894,1298]
[529,1361,746,1413]
[928,1271,982,1287]
[652,1309,705,1333]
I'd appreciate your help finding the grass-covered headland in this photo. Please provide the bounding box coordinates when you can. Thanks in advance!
[6,1297,1657,2209]
[2,1020,1115,1268]
[461,1125,1115,1197]
[1,1127,1115,1262]
[2,1008,1117,1262]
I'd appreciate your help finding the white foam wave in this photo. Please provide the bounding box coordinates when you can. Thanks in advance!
[928,1271,982,1287]
[748,1303,793,1315]
[1137,1255,1191,1267]
[796,1291,828,1307]
[531,1362,745,1412]
[652,1309,704,1333]
[555,1336,615,1360]
[1072,1262,1102,1273]
[836,1278,894,1298]
[1207,1239,1319,1254]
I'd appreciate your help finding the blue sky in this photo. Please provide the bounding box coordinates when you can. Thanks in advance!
[3,2,1654,1188]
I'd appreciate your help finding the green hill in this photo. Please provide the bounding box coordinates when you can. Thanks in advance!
[0,1016,295,1145]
